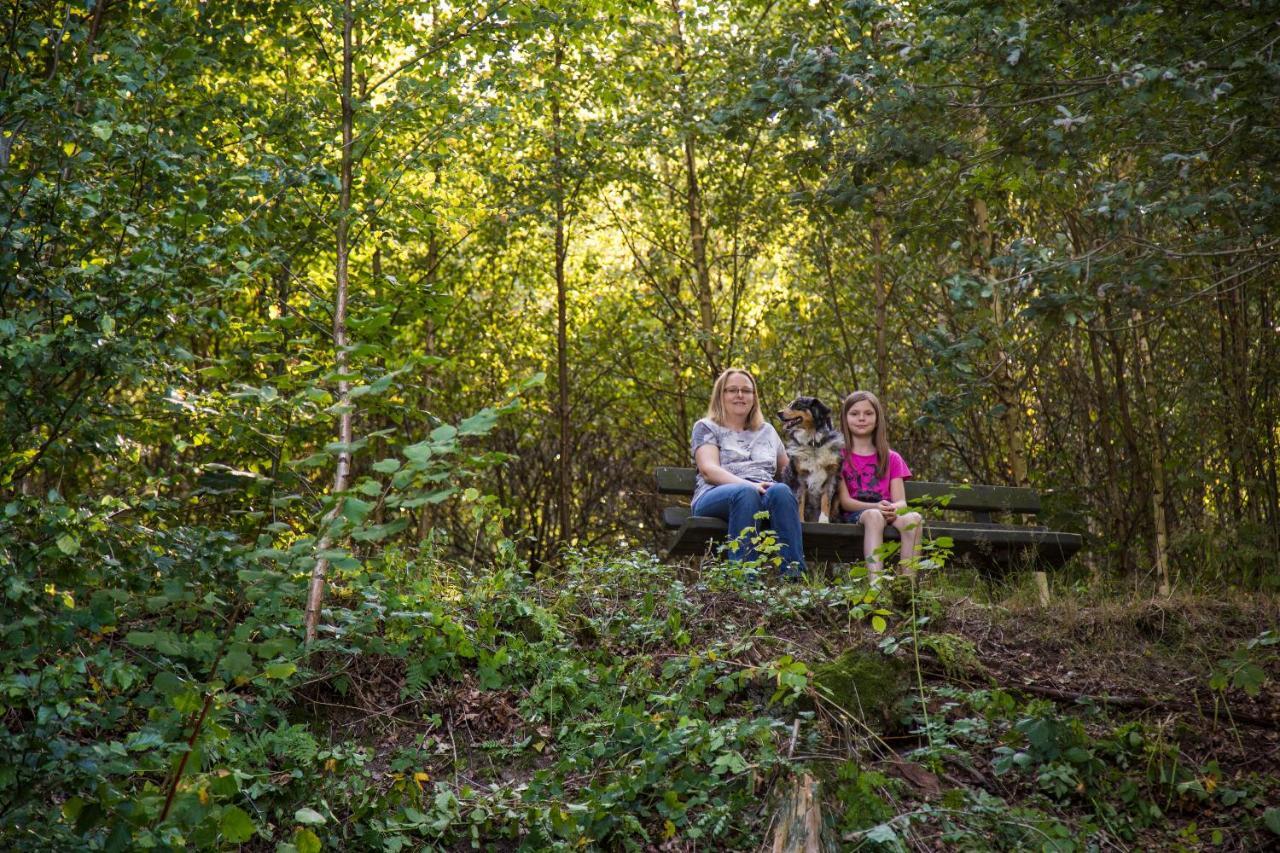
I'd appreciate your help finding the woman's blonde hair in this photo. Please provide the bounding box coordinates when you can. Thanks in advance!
[705,368,764,430]
[839,390,890,478]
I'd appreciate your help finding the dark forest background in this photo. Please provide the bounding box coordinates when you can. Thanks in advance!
[7,0,1278,588]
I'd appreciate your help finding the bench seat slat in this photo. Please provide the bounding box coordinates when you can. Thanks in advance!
[655,467,1042,514]
[662,507,1046,533]
[662,515,1081,569]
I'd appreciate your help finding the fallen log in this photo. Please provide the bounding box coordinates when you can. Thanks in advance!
[1011,680,1278,730]
[913,651,1278,730]
[769,772,828,853]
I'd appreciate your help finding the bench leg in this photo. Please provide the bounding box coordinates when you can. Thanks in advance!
[1034,570,1051,607]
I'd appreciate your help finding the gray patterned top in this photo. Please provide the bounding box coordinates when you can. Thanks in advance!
[690,418,785,506]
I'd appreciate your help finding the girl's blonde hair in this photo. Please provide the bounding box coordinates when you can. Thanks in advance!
[705,368,764,430]
[840,390,890,478]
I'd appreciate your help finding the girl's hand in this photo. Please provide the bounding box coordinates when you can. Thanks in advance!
[879,500,897,523]
[753,481,769,496]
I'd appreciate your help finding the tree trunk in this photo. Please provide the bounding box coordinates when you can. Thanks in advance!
[1133,311,1171,597]
[814,224,859,393]
[871,192,889,396]
[1223,269,1258,524]
[669,0,717,376]
[968,196,1028,487]
[1215,272,1245,521]
[1085,323,1122,579]
[305,0,355,643]
[551,37,572,551]
[1259,281,1280,552]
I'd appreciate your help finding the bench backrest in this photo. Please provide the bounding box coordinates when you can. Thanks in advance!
[654,466,1042,515]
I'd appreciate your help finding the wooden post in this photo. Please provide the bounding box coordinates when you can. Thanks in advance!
[1034,571,1051,608]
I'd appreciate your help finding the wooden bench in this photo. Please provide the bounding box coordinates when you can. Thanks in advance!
[655,467,1083,575]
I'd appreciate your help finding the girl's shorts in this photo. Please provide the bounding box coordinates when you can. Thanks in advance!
[841,509,870,523]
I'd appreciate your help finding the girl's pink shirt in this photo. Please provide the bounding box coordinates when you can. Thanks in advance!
[840,449,912,501]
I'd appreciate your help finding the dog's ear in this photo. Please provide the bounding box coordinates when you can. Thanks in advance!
[813,398,831,429]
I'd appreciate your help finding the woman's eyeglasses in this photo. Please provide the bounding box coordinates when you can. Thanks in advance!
[723,387,754,396]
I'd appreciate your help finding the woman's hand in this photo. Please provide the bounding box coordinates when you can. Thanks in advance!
[753,481,769,496]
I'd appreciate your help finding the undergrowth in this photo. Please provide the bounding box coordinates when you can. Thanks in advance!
[2,501,1277,850]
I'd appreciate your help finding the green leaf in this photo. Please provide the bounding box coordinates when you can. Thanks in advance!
[264,662,297,680]
[430,424,457,443]
[292,452,331,469]
[372,457,401,473]
[1064,746,1091,764]
[349,373,394,398]
[316,548,360,570]
[294,807,326,825]
[340,497,373,524]
[172,689,204,714]
[126,631,156,649]
[864,824,899,844]
[398,489,454,508]
[870,615,887,633]
[56,534,81,555]
[219,805,256,843]
[152,671,184,696]
[325,440,367,455]
[403,441,433,464]
[457,408,498,436]
[125,730,167,751]
[211,773,239,797]
[477,665,502,690]
[62,797,85,822]
[351,519,409,542]
[257,637,298,658]
[1231,662,1266,697]
[222,646,254,678]
[1265,807,1280,836]
[294,829,322,853]
[90,120,114,141]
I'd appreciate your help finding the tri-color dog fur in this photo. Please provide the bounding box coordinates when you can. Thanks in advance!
[777,396,844,523]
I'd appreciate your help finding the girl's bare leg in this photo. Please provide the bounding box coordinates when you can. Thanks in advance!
[894,511,924,577]
[861,510,886,582]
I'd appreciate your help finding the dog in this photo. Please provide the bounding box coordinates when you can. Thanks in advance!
[777,396,844,523]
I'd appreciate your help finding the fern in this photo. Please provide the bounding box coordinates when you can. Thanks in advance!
[238,723,319,767]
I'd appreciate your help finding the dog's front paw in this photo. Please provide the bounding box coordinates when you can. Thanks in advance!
[818,513,830,523]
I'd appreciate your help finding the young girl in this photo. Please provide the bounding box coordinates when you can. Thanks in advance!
[837,390,924,581]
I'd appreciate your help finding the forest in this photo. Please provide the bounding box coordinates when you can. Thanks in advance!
[2,0,1278,849]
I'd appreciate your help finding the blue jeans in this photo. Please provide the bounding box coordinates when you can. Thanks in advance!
[692,483,806,576]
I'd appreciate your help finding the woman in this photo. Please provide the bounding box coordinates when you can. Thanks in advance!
[690,367,805,578]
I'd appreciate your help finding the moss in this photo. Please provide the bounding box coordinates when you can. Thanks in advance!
[919,632,984,678]
[505,615,545,643]
[808,648,906,727]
